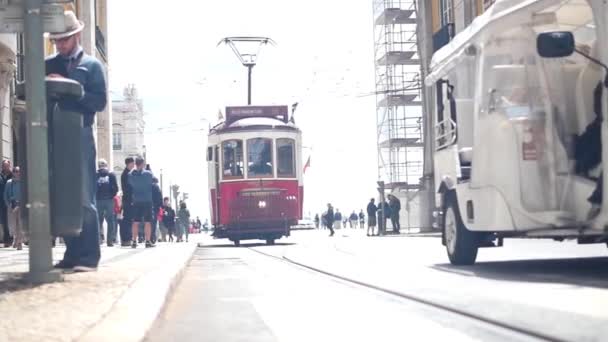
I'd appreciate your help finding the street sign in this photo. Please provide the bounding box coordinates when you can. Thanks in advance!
[0,3,65,33]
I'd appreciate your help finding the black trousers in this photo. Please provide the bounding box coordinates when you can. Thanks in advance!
[327,221,335,235]
[391,212,401,232]
[0,205,9,243]
[120,202,133,243]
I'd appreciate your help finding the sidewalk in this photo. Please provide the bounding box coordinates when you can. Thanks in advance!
[0,236,201,342]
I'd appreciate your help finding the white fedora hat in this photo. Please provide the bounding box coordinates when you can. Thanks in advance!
[48,11,84,39]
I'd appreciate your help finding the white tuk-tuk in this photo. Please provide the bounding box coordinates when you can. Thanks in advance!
[426,0,608,265]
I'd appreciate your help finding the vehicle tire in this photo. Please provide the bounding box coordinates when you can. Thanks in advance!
[444,198,478,265]
[266,239,275,245]
[233,240,240,247]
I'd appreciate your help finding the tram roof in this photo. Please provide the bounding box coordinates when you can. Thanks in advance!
[425,0,591,85]
[209,117,299,134]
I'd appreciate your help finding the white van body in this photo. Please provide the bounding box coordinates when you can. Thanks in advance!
[426,0,608,264]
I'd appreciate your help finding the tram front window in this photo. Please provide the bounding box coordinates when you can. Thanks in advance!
[247,138,273,177]
[222,140,243,178]
[277,138,295,178]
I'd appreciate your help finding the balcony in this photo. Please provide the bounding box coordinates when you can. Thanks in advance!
[95,26,107,61]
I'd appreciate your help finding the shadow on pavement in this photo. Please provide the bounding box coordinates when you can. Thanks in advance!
[432,257,608,289]
[0,272,46,296]
[201,242,296,248]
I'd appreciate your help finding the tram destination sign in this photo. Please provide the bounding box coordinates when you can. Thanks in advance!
[0,2,65,33]
[225,105,289,125]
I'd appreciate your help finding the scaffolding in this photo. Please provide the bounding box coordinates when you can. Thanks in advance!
[373,0,423,192]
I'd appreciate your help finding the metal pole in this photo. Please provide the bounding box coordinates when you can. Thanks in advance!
[416,0,437,232]
[160,169,163,196]
[24,0,62,283]
[247,65,253,105]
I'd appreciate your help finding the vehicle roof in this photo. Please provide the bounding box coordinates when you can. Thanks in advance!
[209,117,300,134]
[425,0,591,85]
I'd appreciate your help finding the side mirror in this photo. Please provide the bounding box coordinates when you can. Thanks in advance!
[537,31,575,58]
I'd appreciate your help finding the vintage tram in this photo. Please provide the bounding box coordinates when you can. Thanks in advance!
[207,105,303,246]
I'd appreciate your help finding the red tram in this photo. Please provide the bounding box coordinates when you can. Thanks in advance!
[207,105,303,246]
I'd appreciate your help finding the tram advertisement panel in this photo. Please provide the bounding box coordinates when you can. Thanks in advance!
[225,106,289,125]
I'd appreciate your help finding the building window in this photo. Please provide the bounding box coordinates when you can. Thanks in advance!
[112,131,122,150]
[440,0,454,26]
[247,138,273,178]
[222,140,244,179]
[276,138,295,178]
[483,0,496,10]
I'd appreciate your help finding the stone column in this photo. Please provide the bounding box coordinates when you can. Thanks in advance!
[0,35,16,162]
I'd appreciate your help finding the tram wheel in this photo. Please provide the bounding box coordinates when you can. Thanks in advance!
[233,240,240,247]
[266,239,275,245]
[444,198,478,265]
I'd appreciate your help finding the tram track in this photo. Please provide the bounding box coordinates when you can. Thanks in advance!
[247,246,569,342]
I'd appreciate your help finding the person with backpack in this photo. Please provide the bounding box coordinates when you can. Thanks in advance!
[96,159,118,246]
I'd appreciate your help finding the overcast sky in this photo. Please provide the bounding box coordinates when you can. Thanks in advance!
[109,0,379,219]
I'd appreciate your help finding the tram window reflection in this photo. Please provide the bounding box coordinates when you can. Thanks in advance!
[247,138,273,177]
[277,138,295,177]
[222,140,244,178]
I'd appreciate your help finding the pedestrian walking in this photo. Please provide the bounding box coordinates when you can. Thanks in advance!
[314,214,320,229]
[359,210,365,229]
[321,212,327,229]
[0,159,13,247]
[161,197,175,242]
[96,159,118,246]
[326,204,335,237]
[177,202,191,242]
[388,194,402,234]
[366,198,378,236]
[4,167,22,250]
[128,157,155,248]
[152,177,163,243]
[120,157,135,246]
[334,210,342,229]
[349,211,358,229]
[48,11,107,272]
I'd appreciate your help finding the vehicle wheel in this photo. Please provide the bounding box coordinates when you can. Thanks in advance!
[266,239,275,245]
[444,199,478,265]
[233,240,240,247]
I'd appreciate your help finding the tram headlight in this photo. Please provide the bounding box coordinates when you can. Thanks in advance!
[258,200,267,208]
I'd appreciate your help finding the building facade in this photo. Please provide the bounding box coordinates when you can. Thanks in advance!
[111,85,145,174]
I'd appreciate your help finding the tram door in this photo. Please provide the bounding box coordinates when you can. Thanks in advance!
[214,145,221,227]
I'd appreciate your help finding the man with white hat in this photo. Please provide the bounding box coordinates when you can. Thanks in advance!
[46,11,107,272]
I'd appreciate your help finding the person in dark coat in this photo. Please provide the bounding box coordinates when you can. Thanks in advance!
[575,82,604,219]
[151,177,163,243]
[120,157,135,246]
[379,200,391,235]
[96,159,119,246]
[326,203,335,237]
[388,194,402,234]
[366,198,377,236]
[48,11,107,272]
[0,160,13,247]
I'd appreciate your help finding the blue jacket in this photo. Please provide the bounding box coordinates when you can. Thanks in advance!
[45,49,107,127]
[128,169,154,204]
[4,178,20,209]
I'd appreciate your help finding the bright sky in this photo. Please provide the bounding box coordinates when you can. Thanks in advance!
[109,0,379,219]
